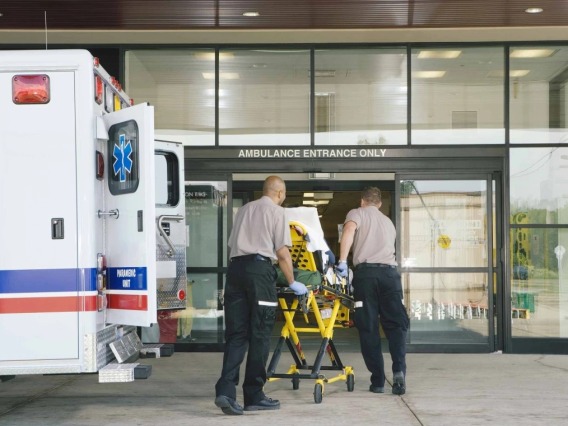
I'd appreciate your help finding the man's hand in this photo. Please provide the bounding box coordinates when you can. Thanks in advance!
[335,260,348,278]
[289,281,308,295]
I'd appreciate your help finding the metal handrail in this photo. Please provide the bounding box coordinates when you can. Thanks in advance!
[157,214,184,257]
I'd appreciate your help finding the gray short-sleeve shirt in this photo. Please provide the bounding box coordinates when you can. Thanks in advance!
[345,206,396,266]
[228,196,291,260]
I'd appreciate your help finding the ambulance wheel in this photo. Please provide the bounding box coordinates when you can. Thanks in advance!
[346,373,355,392]
[313,383,323,404]
[292,375,300,390]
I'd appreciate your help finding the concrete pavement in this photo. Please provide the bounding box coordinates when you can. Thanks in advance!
[2,351,568,425]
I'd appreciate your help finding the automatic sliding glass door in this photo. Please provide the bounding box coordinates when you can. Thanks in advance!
[397,175,495,351]
[177,180,228,350]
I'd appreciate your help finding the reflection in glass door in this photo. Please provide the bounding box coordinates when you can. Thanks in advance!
[177,181,227,348]
[398,176,494,351]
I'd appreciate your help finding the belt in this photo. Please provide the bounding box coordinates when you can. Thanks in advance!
[355,263,397,270]
[231,254,272,263]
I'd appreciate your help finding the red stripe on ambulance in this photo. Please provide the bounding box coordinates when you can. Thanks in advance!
[0,295,97,314]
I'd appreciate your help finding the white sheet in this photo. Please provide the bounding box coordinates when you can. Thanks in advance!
[285,207,330,253]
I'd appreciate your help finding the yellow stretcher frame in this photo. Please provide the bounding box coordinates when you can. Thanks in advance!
[266,221,355,404]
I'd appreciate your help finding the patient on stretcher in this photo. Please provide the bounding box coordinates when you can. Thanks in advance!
[275,207,337,289]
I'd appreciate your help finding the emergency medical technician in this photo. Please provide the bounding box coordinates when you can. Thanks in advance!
[336,187,408,395]
[214,175,308,415]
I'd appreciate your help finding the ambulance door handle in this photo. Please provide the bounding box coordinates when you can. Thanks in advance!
[97,209,119,219]
[158,215,184,257]
[51,218,64,239]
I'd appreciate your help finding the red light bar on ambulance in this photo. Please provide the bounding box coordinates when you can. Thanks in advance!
[13,75,50,104]
[95,75,103,105]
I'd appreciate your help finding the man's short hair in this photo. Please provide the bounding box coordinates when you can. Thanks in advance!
[263,175,285,195]
[362,187,381,205]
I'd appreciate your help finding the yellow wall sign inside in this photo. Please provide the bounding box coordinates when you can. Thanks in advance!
[438,234,451,249]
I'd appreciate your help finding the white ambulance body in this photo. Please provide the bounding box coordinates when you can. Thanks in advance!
[0,50,186,376]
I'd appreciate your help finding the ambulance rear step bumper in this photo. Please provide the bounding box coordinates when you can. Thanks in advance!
[98,363,152,382]
[140,343,174,358]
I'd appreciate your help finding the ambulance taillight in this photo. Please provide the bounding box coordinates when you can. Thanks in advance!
[12,74,50,104]
[97,253,106,273]
[97,253,107,311]
[96,151,104,180]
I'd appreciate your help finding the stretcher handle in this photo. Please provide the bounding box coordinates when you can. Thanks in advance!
[298,293,309,314]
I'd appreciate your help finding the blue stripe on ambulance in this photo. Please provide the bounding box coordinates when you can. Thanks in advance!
[0,268,97,293]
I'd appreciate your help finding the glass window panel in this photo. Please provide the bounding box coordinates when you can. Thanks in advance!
[510,148,568,224]
[510,228,568,338]
[125,49,215,146]
[403,272,489,344]
[107,120,139,195]
[314,48,407,145]
[185,273,224,342]
[411,47,505,145]
[155,152,180,206]
[401,180,488,268]
[219,49,310,146]
[155,154,169,205]
[510,46,568,144]
[141,273,223,344]
[185,182,227,267]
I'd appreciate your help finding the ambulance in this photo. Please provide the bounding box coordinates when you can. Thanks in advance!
[0,50,187,377]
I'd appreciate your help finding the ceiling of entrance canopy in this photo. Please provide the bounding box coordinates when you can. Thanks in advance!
[0,1,565,32]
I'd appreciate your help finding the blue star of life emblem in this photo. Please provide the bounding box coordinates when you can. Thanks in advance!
[113,134,133,182]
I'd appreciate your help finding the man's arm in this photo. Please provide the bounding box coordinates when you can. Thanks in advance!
[339,221,357,262]
[276,245,295,284]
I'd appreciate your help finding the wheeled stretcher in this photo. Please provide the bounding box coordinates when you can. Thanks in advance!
[267,216,355,404]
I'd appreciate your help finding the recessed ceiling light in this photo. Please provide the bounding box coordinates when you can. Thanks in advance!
[205,89,227,97]
[510,49,556,58]
[243,11,260,17]
[510,70,531,77]
[194,52,234,61]
[302,200,329,206]
[309,70,336,78]
[412,71,446,79]
[525,7,543,14]
[418,50,462,59]
[486,70,530,78]
[202,72,240,80]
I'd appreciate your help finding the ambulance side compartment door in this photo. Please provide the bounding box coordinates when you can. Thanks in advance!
[155,140,187,311]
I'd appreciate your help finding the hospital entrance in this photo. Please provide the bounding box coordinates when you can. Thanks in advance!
[179,171,500,354]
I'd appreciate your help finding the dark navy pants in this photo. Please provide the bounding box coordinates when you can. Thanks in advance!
[215,259,277,405]
[352,264,409,388]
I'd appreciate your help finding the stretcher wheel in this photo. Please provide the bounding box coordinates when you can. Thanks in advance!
[313,383,323,404]
[346,373,355,392]
[292,375,300,390]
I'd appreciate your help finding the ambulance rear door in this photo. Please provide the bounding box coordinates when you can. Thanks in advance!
[102,103,157,327]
